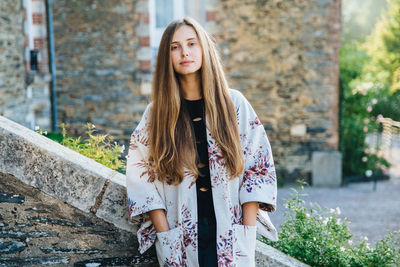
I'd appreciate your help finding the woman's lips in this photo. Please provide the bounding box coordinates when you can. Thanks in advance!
[180,61,193,66]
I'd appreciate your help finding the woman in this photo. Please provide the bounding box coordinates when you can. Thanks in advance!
[126,17,278,267]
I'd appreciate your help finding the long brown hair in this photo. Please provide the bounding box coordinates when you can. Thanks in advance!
[148,17,244,185]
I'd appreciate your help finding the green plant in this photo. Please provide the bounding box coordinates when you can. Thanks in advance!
[262,181,400,266]
[339,1,400,177]
[339,40,391,177]
[361,0,400,93]
[36,124,126,173]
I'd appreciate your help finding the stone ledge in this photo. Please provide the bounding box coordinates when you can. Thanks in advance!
[256,241,309,266]
[0,115,307,266]
[0,115,131,233]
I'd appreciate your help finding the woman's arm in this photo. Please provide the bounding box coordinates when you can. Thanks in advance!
[149,209,170,232]
[242,201,258,226]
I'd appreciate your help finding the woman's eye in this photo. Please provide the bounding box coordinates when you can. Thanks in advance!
[171,46,178,50]
[189,42,196,46]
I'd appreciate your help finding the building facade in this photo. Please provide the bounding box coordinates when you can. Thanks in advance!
[0,0,341,183]
[0,0,51,130]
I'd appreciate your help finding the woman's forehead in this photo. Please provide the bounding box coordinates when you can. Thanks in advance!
[171,25,198,43]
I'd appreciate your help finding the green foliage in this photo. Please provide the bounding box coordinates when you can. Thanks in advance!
[362,0,400,93]
[339,0,400,176]
[262,182,400,266]
[36,124,126,174]
[45,131,63,143]
[339,41,391,177]
[371,90,400,121]
[342,0,388,41]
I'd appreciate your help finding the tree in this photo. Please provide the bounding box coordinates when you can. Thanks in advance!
[362,0,400,92]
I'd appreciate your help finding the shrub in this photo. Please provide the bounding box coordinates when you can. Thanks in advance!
[339,1,400,177]
[262,182,400,266]
[36,123,126,174]
[339,41,391,177]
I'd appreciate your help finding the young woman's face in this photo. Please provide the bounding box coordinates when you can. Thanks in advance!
[170,25,202,76]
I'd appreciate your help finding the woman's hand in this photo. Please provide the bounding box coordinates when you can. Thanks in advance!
[149,209,170,233]
[242,201,259,226]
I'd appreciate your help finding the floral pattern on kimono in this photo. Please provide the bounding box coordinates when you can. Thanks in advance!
[126,89,278,267]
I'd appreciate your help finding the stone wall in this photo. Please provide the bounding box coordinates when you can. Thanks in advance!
[52,0,149,141]
[50,0,341,183]
[0,0,28,127]
[0,172,157,266]
[217,0,341,182]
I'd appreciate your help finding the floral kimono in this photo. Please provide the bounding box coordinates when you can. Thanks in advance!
[126,89,278,267]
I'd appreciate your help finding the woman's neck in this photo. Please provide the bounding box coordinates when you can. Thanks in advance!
[179,71,202,100]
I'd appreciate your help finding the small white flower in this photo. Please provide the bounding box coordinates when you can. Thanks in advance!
[313,237,316,241]
[330,208,335,214]
[362,156,368,162]
[363,236,369,241]
[366,243,371,250]
[367,106,372,113]
[335,207,341,215]
[92,124,96,129]
[340,246,345,252]
[372,98,378,105]
[35,125,40,130]
[120,145,125,153]
[365,170,373,177]
[377,114,384,122]
[348,240,353,245]
[355,82,373,95]
[44,131,47,135]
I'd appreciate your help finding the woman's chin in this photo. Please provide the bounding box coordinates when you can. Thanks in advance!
[177,69,200,76]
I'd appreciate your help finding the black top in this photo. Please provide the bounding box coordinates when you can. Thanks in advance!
[183,98,216,220]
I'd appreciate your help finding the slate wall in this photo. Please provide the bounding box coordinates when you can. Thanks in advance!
[0,172,157,266]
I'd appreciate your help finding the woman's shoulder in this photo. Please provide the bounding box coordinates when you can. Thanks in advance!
[134,102,153,132]
[228,88,250,108]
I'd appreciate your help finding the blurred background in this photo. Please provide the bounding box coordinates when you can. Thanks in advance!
[1,0,399,249]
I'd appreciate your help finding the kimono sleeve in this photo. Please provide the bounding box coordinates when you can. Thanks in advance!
[237,93,277,212]
[126,104,166,223]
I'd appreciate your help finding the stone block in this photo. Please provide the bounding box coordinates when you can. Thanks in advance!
[0,241,27,254]
[136,47,152,61]
[96,180,135,233]
[312,151,342,187]
[135,1,149,13]
[290,124,306,137]
[255,241,309,266]
[140,82,152,95]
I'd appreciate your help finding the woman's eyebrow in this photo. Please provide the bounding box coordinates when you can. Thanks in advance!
[171,37,197,44]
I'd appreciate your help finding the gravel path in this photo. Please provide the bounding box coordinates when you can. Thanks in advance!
[268,178,400,246]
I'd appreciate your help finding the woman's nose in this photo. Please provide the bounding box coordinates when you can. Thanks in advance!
[181,46,189,57]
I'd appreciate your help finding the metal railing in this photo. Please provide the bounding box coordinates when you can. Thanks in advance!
[380,117,400,156]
